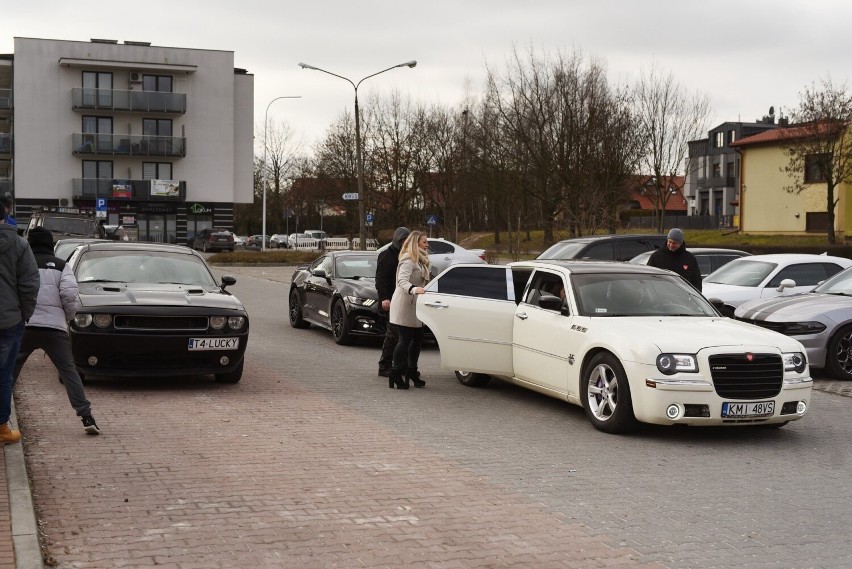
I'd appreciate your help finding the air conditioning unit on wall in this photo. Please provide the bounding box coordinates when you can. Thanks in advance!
[130,72,142,83]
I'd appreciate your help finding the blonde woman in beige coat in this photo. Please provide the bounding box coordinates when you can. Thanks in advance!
[388,231,430,389]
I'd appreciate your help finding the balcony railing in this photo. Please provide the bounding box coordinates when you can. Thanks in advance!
[72,178,186,201]
[0,178,12,195]
[0,133,10,155]
[72,133,186,158]
[0,89,10,110]
[72,88,186,113]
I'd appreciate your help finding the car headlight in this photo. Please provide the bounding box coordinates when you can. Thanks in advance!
[210,316,226,329]
[228,316,246,330]
[74,314,92,327]
[656,353,698,375]
[783,321,826,336]
[346,295,376,307]
[783,352,807,373]
[92,313,112,328]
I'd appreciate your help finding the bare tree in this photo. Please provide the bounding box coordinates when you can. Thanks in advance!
[782,76,852,244]
[634,64,711,233]
[261,120,304,234]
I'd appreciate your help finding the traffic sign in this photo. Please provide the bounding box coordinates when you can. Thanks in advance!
[426,214,438,225]
[342,193,359,200]
[366,212,374,226]
[96,198,108,219]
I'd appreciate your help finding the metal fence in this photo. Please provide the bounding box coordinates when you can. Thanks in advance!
[627,215,734,230]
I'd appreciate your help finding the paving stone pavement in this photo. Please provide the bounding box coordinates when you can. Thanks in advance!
[2,263,850,569]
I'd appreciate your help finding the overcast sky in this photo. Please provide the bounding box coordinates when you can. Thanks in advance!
[4,0,851,153]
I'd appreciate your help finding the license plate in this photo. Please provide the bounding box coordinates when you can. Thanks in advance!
[188,338,239,351]
[721,401,774,418]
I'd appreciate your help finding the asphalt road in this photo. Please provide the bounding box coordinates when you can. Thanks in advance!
[12,265,852,568]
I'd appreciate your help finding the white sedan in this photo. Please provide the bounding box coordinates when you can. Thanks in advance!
[378,237,486,276]
[416,261,812,434]
[702,254,852,317]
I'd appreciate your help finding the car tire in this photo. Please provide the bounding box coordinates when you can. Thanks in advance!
[202,242,209,253]
[826,324,852,380]
[580,352,638,434]
[331,298,354,345]
[289,288,310,329]
[455,370,491,387]
[215,359,243,383]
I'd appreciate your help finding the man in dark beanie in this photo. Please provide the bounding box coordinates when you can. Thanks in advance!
[14,228,100,434]
[376,226,410,377]
[648,228,702,291]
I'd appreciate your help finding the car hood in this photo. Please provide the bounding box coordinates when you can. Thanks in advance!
[701,282,759,305]
[736,292,852,320]
[610,316,803,353]
[78,283,244,310]
[339,278,379,299]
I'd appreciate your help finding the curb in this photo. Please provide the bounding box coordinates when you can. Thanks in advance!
[5,402,43,569]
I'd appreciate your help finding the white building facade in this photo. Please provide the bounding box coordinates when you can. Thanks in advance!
[3,37,254,244]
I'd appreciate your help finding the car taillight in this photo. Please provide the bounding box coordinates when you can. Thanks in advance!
[479,253,486,260]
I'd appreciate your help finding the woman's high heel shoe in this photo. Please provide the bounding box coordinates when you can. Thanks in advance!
[388,369,409,389]
[406,369,425,388]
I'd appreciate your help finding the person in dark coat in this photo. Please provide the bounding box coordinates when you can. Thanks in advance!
[375,227,410,377]
[647,228,702,291]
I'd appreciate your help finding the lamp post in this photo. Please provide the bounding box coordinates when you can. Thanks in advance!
[297,60,417,250]
[262,95,301,251]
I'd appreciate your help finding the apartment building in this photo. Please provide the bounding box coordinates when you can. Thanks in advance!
[1,37,254,244]
[683,117,779,225]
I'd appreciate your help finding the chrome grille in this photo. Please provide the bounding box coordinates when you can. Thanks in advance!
[709,353,783,399]
[113,315,209,331]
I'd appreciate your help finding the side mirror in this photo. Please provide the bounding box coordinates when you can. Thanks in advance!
[220,275,237,292]
[707,297,728,316]
[776,278,796,292]
[538,293,565,312]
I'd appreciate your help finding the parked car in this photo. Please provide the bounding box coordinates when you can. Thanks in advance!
[538,234,667,262]
[288,251,383,345]
[233,235,247,248]
[288,233,318,249]
[416,260,812,433]
[192,227,235,253]
[735,266,852,380]
[304,229,328,243]
[246,234,271,248]
[67,241,249,383]
[269,234,290,249]
[629,247,752,277]
[377,237,487,276]
[54,238,102,261]
[702,254,852,317]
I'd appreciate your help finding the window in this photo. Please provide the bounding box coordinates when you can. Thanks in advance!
[525,271,567,311]
[727,162,735,178]
[714,132,725,148]
[142,75,173,93]
[431,266,511,301]
[143,119,172,137]
[82,71,113,107]
[805,154,829,183]
[428,240,454,254]
[142,162,173,180]
[768,263,845,288]
[82,116,113,153]
[728,129,736,143]
[579,242,615,261]
[712,163,721,178]
[617,239,654,261]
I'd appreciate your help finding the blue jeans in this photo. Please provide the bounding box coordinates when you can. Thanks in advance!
[0,321,25,425]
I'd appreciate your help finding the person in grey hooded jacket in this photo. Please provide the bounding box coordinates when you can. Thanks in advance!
[13,228,100,434]
[0,221,39,444]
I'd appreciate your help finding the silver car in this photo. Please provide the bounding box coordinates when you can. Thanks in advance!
[377,237,487,276]
[735,265,852,380]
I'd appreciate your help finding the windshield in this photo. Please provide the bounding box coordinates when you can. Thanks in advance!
[335,255,377,279]
[537,241,590,259]
[704,259,777,286]
[813,267,852,294]
[75,250,217,286]
[41,217,97,237]
[572,273,717,317]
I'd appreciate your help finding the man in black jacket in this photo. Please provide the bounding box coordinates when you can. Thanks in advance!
[647,228,702,291]
[376,227,410,377]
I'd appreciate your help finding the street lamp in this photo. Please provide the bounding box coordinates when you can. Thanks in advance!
[262,95,301,251]
[297,60,417,250]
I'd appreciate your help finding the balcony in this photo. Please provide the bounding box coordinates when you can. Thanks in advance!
[0,133,10,156]
[72,88,186,114]
[73,133,186,158]
[72,178,186,201]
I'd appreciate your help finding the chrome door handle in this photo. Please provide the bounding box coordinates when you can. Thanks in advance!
[424,301,449,309]
[516,312,528,320]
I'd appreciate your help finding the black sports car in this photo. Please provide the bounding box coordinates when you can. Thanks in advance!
[289,251,384,345]
[67,242,249,383]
